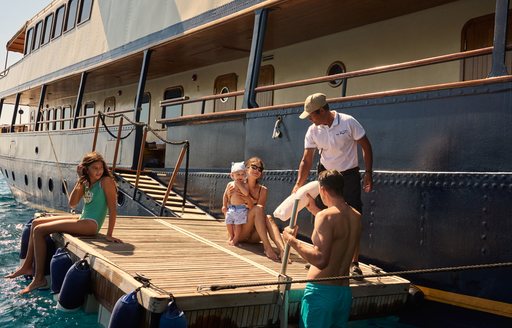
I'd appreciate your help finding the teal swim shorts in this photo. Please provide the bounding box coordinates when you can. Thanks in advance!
[300,282,352,328]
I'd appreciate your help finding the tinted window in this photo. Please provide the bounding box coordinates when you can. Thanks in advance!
[162,87,183,127]
[83,102,95,127]
[64,0,78,32]
[77,0,93,24]
[52,5,66,39]
[32,21,43,51]
[25,28,34,55]
[41,14,54,45]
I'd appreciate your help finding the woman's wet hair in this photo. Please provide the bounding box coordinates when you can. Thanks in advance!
[318,169,344,197]
[79,152,114,185]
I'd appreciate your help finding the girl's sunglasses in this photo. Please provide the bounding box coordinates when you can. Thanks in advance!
[249,164,264,172]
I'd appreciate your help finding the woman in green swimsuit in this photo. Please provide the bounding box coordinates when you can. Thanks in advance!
[5,152,122,294]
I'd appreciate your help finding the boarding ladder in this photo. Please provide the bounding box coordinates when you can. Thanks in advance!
[116,171,208,219]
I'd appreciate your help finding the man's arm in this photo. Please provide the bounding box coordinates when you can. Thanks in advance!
[356,135,373,192]
[293,148,316,193]
[283,213,332,269]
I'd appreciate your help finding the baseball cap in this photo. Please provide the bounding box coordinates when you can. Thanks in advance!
[299,93,327,119]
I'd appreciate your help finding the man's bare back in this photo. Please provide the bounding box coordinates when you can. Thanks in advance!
[306,201,361,285]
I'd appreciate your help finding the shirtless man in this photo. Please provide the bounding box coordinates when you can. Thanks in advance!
[283,169,362,328]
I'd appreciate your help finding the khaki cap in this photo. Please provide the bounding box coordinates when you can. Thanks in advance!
[300,93,327,119]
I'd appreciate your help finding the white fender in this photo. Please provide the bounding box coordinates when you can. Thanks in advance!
[273,181,319,221]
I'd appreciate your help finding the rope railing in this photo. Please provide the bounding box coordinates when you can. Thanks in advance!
[197,261,512,292]
[91,111,190,215]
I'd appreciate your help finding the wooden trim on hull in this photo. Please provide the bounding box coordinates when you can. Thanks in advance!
[417,285,512,318]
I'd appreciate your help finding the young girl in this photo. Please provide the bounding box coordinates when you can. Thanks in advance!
[5,151,122,294]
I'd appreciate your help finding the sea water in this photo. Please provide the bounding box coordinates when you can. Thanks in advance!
[0,175,101,328]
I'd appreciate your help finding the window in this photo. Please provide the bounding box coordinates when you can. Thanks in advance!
[25,28,34,55]
[83,102,95,127]
[64,0,79,32]
[137,93,151,124]
[54,107,61,130]
[52,108,58,130]
[326,61,346,88]
[62,106,72,129]
[104,96,116,125]
[32,21,43,51]
[461,11,512,80]
[77,0,93,24]
[52,5,66,39]
[41,13,54,46]
[162,87,183,127]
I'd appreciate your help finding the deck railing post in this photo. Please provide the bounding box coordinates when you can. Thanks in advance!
[489,0,510,77]
[160,144,187,216]
[10,93,21,133]
[91,112,101,151]
[111,117,124,172]
[35,84,47,132]
[242,8,268,109]
[133,127,148,199]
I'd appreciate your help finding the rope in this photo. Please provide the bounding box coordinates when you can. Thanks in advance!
[197,262,512,292]
[98,113,135,140]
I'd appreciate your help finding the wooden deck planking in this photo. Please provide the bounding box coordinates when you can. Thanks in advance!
[55,214,409,322]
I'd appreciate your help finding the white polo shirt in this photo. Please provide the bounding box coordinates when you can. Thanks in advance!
[304,111,366,172]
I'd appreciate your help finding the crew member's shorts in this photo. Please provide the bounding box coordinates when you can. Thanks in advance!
[225,205,248,225]
[300,282,352,328]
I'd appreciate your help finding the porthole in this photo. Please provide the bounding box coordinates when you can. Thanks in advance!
[48,178,54,192]
[326,61,346,88]
[12,172,15,181]
[35,146,39,154]
[117,191,126,206]
[37,177,42,190]
[4,170,8,179]
[220,86,229,103]
[62,181,68,194]
[24,175,28,186]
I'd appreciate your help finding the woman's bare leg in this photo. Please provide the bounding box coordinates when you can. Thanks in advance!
[264,215,288,260]
[5,215,79,278]
[252,207,278,261]
[20,219,96,294]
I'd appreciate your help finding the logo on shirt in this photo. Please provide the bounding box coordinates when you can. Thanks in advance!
[335,129,348,136]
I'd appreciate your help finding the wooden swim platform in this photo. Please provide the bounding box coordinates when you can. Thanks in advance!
[53,214,410,327]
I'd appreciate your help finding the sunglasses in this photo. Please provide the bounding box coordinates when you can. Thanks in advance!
[249,164,264,172]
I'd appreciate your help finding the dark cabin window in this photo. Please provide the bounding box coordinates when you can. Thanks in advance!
[24,28,34,55]
[64,0,78,32]
[162,87,183,127]
[41,13,54,46]
[327,61,346,88]
[461,11,512,80]
[32,21,43,51]
[83,102,95,127]
[52,5,66,39]
[77,0,93,24]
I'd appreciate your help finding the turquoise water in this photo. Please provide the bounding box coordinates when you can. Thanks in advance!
[0,175,101,328]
